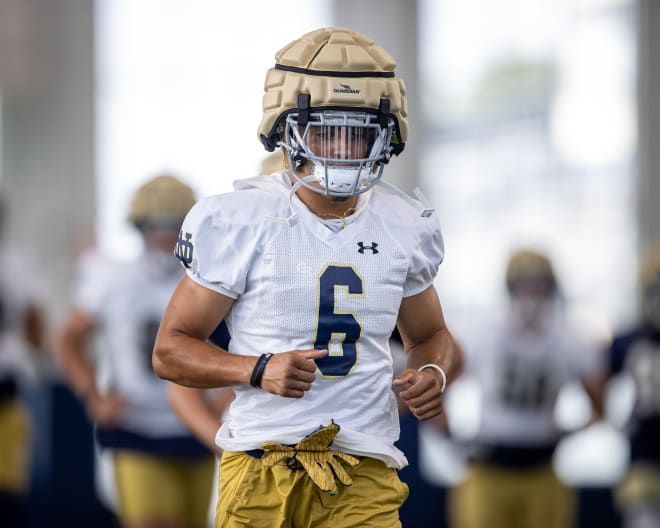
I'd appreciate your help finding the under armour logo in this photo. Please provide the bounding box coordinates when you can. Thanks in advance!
[357,242,379,254]
[174,230,194,268]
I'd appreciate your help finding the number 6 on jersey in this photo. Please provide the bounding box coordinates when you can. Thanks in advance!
[313,264,364,377]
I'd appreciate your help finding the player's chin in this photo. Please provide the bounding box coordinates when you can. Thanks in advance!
[329,195,353,203]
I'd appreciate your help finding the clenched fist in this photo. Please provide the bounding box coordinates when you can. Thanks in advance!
[260,348,328,398]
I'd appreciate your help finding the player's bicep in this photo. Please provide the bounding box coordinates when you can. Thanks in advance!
[159,274,234,343]
[396,285,447,348]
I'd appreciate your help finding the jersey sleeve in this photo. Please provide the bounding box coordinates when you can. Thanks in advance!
[176,196,258,299]
[71,251,114,318]
[402,222,445,298]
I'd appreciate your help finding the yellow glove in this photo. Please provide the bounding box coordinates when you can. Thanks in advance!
[261,420,359,495]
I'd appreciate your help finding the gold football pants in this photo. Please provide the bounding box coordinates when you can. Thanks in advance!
[0,399,32,495]
[216,450,409,528]
[617,462,660,511]
[114,450,215,527]
[448,461,575,528]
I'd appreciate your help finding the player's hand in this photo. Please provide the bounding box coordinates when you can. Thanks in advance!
[86,391,129,427]
[260,349,328,398]
[392,368,444,420]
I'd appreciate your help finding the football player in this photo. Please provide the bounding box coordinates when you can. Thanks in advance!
[153,27,463,528]
[593,250,660,528]
[0,195,46,527]
[447,249,603,528]
[56,175,216,528]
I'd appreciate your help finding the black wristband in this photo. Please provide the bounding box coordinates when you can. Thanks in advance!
[250,353,274,388]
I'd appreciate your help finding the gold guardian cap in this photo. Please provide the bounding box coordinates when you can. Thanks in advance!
[257,28,409,197]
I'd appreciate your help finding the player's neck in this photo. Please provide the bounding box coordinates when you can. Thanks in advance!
[301,190,359,219]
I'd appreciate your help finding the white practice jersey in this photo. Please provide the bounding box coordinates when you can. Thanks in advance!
[73,251,190,437]
[0,249,42,381]
[459,308,601,446]
[179,171,444,468]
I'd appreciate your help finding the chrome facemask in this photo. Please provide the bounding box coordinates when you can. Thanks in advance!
[280,110,394,198]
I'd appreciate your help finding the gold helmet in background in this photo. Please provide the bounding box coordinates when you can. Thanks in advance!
[128,174,196,229]
[640,249,660,328]
[640,249,660,291]
[260,150,286,176]
[505,249,557,294]
[257,27,408,197]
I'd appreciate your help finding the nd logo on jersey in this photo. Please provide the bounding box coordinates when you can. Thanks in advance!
[175,230,194,268]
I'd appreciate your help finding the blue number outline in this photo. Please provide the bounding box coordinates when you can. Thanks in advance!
[312,263,364,378]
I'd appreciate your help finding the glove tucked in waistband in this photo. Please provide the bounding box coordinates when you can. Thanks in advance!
[260,420,359,495]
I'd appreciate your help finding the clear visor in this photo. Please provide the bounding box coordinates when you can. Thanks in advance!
[302,124,375,163]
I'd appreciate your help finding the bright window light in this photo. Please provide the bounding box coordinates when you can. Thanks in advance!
[95,0,330,257]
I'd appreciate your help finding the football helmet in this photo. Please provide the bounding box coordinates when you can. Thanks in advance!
[505,249,557,295]
[260,150,286,176]
[640,250,660,291]
[128,174,196,230]
[257,27,408,197]
[640,249,660,328]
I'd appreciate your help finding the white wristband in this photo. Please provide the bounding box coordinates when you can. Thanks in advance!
[418,364,447,393]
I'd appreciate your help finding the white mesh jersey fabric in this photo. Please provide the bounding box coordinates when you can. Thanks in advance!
[181,173,444,468]
[73,252,191,437]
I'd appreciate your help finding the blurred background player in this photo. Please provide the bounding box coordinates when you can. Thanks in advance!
[0,194,46,527]
[594,249,660,528]
[447,248,602,528]
[55,175,215,528]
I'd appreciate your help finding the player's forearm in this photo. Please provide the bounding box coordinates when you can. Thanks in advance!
[405,327,463,384]
[56,336,98,400]
[168,384,223,454]
[24,305,45,350]
[55,309,100,400]
[582,372,608,421]
[153,330,255,388]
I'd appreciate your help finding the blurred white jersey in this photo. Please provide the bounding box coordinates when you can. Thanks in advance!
[180,171,444,468]
[0,249,42,381]
[73,251,190,437]
[459,308,600,446]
